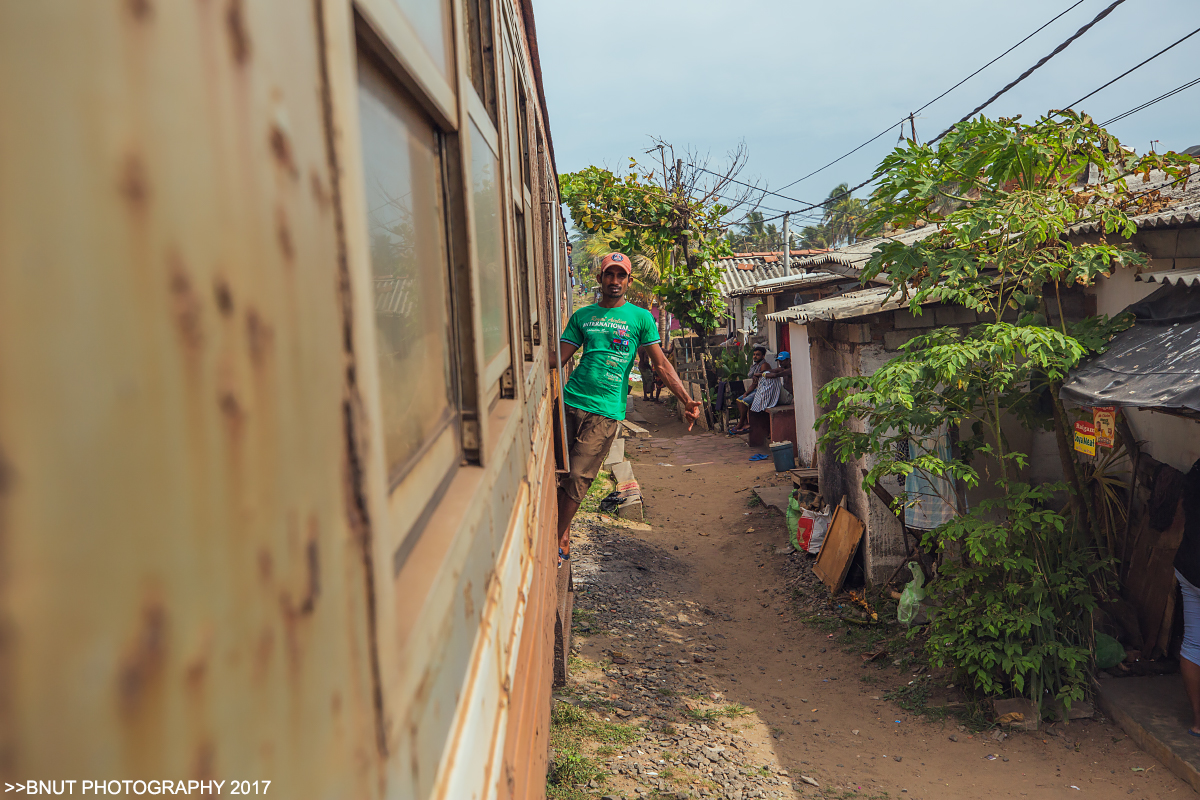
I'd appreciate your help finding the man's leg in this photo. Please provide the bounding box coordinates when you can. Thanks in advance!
[556,410,619,562]
[556,486,581,556]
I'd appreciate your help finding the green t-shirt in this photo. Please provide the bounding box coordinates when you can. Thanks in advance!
[561,302,659,420]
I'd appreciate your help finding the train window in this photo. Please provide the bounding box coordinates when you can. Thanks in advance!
[514,209,532,360]
[470,120,510,386]
[463,0,498,125]
[518,86,531,190]
[503,51,521,194]
[357,54,457,482]
[392,0,453,78]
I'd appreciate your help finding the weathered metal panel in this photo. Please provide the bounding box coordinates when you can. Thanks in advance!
[0,0,382,792]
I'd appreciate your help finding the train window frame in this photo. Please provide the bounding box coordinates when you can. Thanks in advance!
[350,41,469,579]
[355,0,458,130]
[462,0,498,127]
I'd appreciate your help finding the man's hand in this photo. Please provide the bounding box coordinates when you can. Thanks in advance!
[683,399,702,430]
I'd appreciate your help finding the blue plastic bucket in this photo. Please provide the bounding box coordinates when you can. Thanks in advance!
[770,441,796,472]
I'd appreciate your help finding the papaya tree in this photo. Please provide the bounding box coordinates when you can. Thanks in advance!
[817,110,1194,714]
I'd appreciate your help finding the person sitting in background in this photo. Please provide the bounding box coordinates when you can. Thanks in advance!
[1174,459,1200,736]
[733,345,770,433]
[748,350,790,413]
[760,351,794,406]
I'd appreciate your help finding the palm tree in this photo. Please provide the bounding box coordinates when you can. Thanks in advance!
[797,224,832,250]
[821,183,869,247]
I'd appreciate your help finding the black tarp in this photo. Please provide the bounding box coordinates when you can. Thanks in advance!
[1060,283,1200,412]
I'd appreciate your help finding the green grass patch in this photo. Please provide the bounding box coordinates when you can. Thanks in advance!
[579,471,614,514]
[547,701,640,799]
[746,494,762,507]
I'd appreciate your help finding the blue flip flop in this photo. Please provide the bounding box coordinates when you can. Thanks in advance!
[749,453,769,461]
[1188,728,1200,738]
[558,547,570,569]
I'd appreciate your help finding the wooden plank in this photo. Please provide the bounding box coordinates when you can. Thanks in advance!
[813,506,865,593]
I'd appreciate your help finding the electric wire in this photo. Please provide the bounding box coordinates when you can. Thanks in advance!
[1067,25,1200,109]
[930,0,1129,143]
[769,0,1091,195]
[1100,75,1200,127]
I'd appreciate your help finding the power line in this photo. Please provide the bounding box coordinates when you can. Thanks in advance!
[911,0,1089,119]
[1067,25,1200,109]
[931,0,1129,143]
[693,165,819,206]
[1101,75,1200,127]
[771,0,1092,193]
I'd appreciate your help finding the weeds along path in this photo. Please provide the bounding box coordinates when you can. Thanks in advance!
[549,397,1188,800]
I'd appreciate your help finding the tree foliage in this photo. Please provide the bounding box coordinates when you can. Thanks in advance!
[818,110,1195,713]
[559,149,743,335]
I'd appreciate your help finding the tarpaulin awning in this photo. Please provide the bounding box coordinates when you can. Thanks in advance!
[1060,283,1200,412]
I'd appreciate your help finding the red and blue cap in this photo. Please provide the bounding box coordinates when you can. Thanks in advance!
[599,252,631,276]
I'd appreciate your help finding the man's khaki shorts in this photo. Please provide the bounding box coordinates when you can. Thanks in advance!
[559,405,620,504]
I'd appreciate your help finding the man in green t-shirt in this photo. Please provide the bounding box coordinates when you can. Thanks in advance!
[554,252,701,566]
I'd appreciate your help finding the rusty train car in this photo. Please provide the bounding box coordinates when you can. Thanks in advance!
[0,1,573,797]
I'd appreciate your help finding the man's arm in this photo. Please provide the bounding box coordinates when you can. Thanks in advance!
[645,342,701,428]
[550,340,579,368]
[764,365,791,379]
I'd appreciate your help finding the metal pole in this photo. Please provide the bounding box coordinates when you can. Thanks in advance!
[549,210,570,473]
[782,212,791,275]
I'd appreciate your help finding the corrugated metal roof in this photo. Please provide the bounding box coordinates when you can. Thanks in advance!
[1136,268,1200,286]
[791,225,941,273]
[716,250,828,296]
[728,271,853,297]
[766,285,923,323]
[1070,167,1200,234]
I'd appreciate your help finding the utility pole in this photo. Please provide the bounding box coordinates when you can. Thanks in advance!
[782,212,791,275]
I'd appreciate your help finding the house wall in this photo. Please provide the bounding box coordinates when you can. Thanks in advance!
[789,323,818,467]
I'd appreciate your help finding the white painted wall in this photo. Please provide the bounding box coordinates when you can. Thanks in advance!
[766,296,779,354]
[1126,408,1200,473]
[790,323,817,466]
[1094,265,1158,319]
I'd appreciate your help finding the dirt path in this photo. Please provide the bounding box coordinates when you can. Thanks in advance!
[559,396,1191,800]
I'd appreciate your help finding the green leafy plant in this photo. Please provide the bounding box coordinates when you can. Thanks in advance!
[714,344,756,381]
[819,109,1194,716]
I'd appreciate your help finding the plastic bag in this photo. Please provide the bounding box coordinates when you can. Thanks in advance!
[897,562,926,626]
[785,493,802,551]
[806,507,832,554]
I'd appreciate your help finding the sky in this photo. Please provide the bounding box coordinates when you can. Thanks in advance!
[535,0,1200,228]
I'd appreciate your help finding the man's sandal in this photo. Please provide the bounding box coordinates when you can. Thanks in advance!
[558,547,570,569]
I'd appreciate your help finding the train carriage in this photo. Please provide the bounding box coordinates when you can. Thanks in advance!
[0,1,572,797]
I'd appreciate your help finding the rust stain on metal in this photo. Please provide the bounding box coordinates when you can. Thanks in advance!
[257,547,273,582]
[309,168,330,212]
[463,581,475,621]
[313,0,386,756]
[118,598,167,717]
[213,277,234,317]
[268,125,299,179]
[275,208,295,263]
[224,0,251,65]
[218,392,244,435]
[126,0,153,21]
[245,307,273,367]
[168,255,204,353]
[119,154,150,211]
[300,535,320,614]
[192,740,216,781]
[0,449,14,774]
